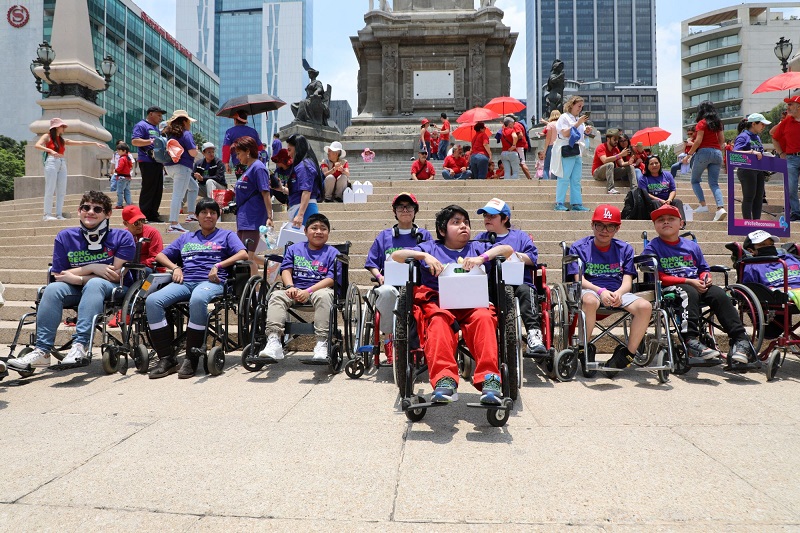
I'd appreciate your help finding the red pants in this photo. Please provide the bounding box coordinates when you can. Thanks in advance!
[413,286,499,390]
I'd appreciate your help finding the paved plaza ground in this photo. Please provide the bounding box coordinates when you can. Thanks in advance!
[1,348,800,532]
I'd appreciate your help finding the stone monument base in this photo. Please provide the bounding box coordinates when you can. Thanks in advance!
[278,122,341,161]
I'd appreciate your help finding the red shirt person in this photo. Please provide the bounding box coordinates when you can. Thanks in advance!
[441,145,471,180]
[772,95,800,220]
[410,150,435,180]
[121,205,164,271]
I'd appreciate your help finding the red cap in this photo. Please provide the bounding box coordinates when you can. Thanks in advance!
[650,204,682,221]
[591,204,621,225]
[392,191,418,207]
[122,205,146,224]
[785,95,800,104]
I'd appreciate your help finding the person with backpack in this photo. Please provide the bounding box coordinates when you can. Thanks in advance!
[131,106,167,222]
[286,134,323,228]
[162,110,199,234]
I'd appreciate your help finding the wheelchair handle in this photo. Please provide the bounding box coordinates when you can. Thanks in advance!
[266,254,283,263]
[559,241,568,255]
[709,265,730,273]
[740,255,783,265]
[680,231,696,242]
[336,253,350,266]
[138,237,151,244]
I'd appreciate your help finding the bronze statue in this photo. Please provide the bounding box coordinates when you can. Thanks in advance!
[543,59,565,115]
[291,61,332,127]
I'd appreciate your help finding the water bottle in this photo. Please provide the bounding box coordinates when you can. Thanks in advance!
[259,225,277,249]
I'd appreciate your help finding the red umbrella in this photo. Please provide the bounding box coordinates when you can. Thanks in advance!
[451,122,491,143]
[456,107,500,124]
[484,96,526,116]
[631,126,671,147]
[753,71,800,93]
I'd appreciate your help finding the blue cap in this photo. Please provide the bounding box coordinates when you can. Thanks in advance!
[477,198,511,218]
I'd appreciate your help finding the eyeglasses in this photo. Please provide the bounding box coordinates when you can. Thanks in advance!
[80,205,105,214]
[129,219,143,226]
[593,222,619,232]
[395,205,415,212]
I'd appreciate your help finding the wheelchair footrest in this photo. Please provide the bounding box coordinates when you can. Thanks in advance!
[687,357,722,368]
[356,345,375,354]
[49,359,91,371]
[404,400,447,411]
[246,356,280,365]
[724,361,762,373]
[586,362,622,372]
[467,401,512,411]
[299,358,330,366]
[635,365,670,371]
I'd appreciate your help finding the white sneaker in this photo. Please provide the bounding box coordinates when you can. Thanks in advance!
[43,215,57,221]
[313,339,329,360]
[61,342,87,365]
[7,347,51,370]
[167,224,188,234]
[0,359,6,373]
[607,188,620,195]
[56,215,66,220]
[694,205,709,213]
[526,329,547,355]
[258,334,284,360]
[185,214,198,222]
[713,208,727,221]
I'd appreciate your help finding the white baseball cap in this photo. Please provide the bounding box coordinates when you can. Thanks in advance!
[747,230,779,244]
[201,142,216,152]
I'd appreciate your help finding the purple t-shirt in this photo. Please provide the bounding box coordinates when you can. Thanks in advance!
[638,171,676,201]
[234,159,271,231]
[165,130,197,169]
[161,228,245,284]
[643,236,709,280]
[413,240,492,292]
[742,254,800,289]
[287,159,321,206]
[52,227,136,285]
[280,242,339,290]
[223,125,262,166]
[365,227,433,272]
[475,229,538,286]
[271,138,282,156]
[131,119,160,164]
[566,236,635,291]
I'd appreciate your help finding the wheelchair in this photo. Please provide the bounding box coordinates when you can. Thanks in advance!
[5,240,151,377]
[550,240,674,383]
[239,241,361,375]
[393,256,521,427]
[346,279,389,379]
[118,260,253,376]
[643,232,763,377]
[515,263,562,380]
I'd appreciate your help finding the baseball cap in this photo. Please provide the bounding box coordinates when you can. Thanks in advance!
[146,106,167,115]
[122,205,146,224]
[784,95,800,104]
[392,192,418,207]
[650,204,681,221]
[201,142,215,152]
[477,198,512,218]
[746,113,771,125]
[592,204,621,225]
[747,230,779,245]
[271,148,291,165]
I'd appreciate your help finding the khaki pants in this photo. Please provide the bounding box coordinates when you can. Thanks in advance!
[266,287,334,339]
[592,162,635,192]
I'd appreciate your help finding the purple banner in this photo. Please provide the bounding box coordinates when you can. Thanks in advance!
[726,151,790,237]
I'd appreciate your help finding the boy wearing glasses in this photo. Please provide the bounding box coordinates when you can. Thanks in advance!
[567,204,652,370]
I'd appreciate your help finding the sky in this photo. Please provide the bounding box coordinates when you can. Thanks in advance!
[135,0,796,144]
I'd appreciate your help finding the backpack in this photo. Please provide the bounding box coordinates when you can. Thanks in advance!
[150,134,172,164]
[621,188,650,220]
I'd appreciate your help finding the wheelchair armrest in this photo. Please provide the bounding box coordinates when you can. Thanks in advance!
[122,262,148,272]
[266,254,284,263]
[710,265,730,273]
[740,255,782,265]
[336,253,350,266]
[634,254,658,264]
[634,254,658,273]
[561,254,580,265]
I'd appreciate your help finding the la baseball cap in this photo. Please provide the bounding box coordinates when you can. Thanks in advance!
[592,204,621,225]
[122,205,146,224]
[477,198,512,218]
[392,192,418,207]
[650,204,681,221]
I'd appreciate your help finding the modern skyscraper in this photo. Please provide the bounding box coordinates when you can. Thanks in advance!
[526,0,658,134]
[177,0,313,145]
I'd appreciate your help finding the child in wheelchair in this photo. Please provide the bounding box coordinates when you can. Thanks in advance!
[391,204,514,406]
[643,204,753,364]
[567,204,653,370]
[475,197,546,356]
[260,213,340,361]
[741,230,800,298]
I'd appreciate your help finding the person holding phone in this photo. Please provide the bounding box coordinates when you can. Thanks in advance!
[551,96,592,211]
[592,128,635,195]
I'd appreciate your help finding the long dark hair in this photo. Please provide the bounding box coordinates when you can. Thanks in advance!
[644,155,663,177]
[287,134,324,198]
[696,100,722,132]
[164,117,188,138]
[49,127,63,152]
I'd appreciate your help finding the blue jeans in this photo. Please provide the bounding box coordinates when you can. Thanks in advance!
[787,155,800,218]
[690,148,724,207]
[116,178,132,206]
[469,153,489,179]
[555,155,583,206]
[146,281,224,331]
[36,278,118,350]
[437,139,450,160]
[43,156,67,217]
[500,150,521,179]
[166,164,193,223]
[442,169,472,180]
[543,145,553,179]
[670,162,681,177]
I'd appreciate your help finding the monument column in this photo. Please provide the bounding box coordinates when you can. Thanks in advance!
[382,43,399,116]
[468,40,486,109]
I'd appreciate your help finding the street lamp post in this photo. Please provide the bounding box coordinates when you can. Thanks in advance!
[775,36,793,73]
[30,43,116,101]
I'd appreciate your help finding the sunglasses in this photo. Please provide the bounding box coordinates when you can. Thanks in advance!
[80,205,106,214]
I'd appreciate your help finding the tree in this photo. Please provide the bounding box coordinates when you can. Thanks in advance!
[758,102,786,145]
[192,131,207,148]
[652,143,678,169]
[0,148,25,201]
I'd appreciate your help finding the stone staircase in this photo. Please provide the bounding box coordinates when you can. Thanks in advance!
[0,159,782,348]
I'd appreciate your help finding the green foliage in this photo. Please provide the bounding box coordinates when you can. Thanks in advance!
[0,135,27,160]
[652,144,678,168]
[758,103,786,145]
[723,129,738,143]
[192,131,207,148]
[0,137,26,201]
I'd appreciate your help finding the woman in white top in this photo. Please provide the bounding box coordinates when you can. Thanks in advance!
[550,96,592,212]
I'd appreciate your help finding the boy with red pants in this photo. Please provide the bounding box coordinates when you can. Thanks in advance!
[643,204,753,364]
[392,205,513,405]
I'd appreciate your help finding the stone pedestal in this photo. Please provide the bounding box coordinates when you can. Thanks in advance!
[278,121,341,161]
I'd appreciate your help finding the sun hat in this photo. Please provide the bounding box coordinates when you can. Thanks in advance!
[477,198,512,218]
[746,113,771,125]
[201,142,216,152]
[650,204,681,221]
[592,204,621,225]
[323,141,346,158]
[49,118,67,129]
[166,109,196,124]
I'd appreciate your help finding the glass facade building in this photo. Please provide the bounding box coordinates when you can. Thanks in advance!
[42,0,220,147]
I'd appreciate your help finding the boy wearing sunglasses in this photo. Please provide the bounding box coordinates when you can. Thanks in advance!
[7,191,136,374]
[566,204,652,371]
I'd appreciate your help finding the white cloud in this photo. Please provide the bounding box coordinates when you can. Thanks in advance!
[656,21,684,144]
[497,0,526,99]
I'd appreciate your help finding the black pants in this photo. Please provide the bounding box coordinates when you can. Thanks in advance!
[737,168,766,220]
[139,161,164,221]
[668,283,745,340]
[646,197,686,222]
[514,284,541,332]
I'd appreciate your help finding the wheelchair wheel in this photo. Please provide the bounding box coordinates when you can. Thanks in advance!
[120,279,151,356]
[328,343,343,374]
[503,286,520,400]
[581,343,597,379]
[101,346,119,374]
[402,395,427,422]
[672,343,691,376]
[656,347,670,384]
[393,288,410,399]
[133,343,150,373]
[487,398,513,427]
[240,343,265,372]
[345,358,365,379]
[549,284,570,352]
[238,276,263,349]
[727,283,765,355]
[360,299,379,364]
[553,348,578,382]
[206,346,225,376]
[10,346,36,378]
[343,283,362,360]
[766,349,781,381]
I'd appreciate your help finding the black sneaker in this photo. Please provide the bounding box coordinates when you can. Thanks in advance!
[686,338,721,360]
[177,357,197,379]
[149,356,178,379]
[730,339,752,364]
[431,376,458,403]
[604,345,634,369]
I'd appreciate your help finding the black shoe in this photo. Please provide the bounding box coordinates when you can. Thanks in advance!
[791,213,800,222]
[177,356,198,379]
[605,345,633,370]
[149,356,178,379]
[730,339,753,364]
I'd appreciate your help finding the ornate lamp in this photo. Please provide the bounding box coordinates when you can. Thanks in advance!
[98,55,117,90]
[775,37,793,73]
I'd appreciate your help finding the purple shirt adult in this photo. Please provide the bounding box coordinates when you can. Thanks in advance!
[223,124,262,167]
[131,119,160,164]
[165,130,197,169]
[365,227,433,272]
[475,229,538,286]
[643,236,709,280]
[234,159,271,231]
[566,236,636,292]
[161,228,246,284]
[280,242,340,290]
[52,227,136,285]
[638,171,676,201]
[288,159,321,206]
[413,240,493,292]
[742,254,800,289]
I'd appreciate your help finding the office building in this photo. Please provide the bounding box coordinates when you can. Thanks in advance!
[527,0,658,134]
[682,3,800,130]
[328,100,352,133]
